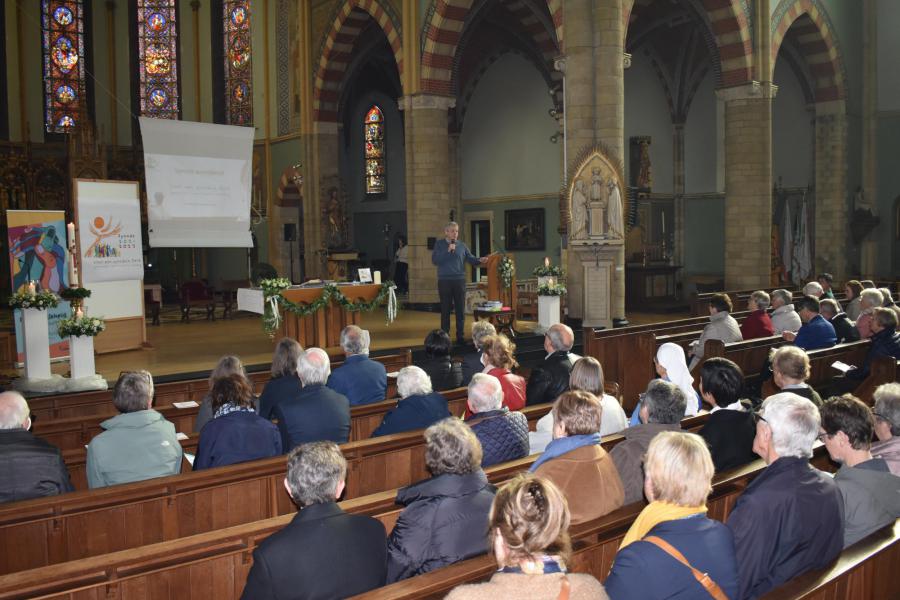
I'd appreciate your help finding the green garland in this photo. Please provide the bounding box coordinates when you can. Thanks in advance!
[537,283,567,296]
[8,290,59,310]
[58,316,106,337]
[533,265,564,277]
[497,256,515,290]
[60,287,92,301]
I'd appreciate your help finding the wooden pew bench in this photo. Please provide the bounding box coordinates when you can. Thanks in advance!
[760,340,872,400]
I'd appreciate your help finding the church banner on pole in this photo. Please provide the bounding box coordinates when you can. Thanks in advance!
[76,184,145,283]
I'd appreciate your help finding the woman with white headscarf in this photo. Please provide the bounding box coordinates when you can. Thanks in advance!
[629,343,701,426]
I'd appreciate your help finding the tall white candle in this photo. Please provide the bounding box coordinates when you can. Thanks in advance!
[68,250,76,286]
[67,222,76,249]
[373,271,382,285]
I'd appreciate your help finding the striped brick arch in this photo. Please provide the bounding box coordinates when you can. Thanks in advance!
[313,0,402,122]
[770,0,846,103]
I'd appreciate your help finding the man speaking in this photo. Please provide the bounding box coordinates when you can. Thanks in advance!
[431,222,488,343]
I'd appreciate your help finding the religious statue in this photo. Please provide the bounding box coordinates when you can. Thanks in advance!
[570,179,589,240]
[588,168,608,237]
[324,187,346,249]
[854,185,875,215]
[630,136,652,192]
[606,179,624,239]
[637,141,652,190]
[590,168,605,203]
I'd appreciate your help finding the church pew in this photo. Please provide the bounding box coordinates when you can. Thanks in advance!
[847,356,899,405]
[760,340,872,400]
[24,350,413,423]
[690,286,795,316]
[0,438,807,600]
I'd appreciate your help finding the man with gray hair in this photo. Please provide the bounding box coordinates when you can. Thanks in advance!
[770,288,802,334]
[526,323,578,406]
[740,290,775,340]
[327,325,387,406]
[371,366,451,437]
[431,221,489,343]
[727,392,843,599]
[464,373,528,467]
[820,298,859,344]
[241,442,387,599]
[86,371,182,488]
[273,348,351,450]
[461,320,496,385]
[0,391,73,502]
[611,379,686,504]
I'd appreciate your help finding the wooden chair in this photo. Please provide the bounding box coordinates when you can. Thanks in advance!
[143,288,161,326]
[179,280,216,322]
[219,279,250,319]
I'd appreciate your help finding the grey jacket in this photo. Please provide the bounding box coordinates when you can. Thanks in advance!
[610,422,681,505]
[834,459,900,547]
[771,304,802,334]
[86,410,183,488]
[690,311,743,368]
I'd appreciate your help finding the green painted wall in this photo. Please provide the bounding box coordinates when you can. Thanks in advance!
[683,197,725,276]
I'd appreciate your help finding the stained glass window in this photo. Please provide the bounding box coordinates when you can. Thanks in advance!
[364,106,385,195]
[222,1,252,126]
[136,0,179,119]
[42,0,87,133]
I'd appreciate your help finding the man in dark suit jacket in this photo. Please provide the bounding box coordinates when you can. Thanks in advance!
[371,366,450,437]
[274,348,351,450]
[821,298,860,344]
[696,358,757,472]
[327,326,387,406]
[526,323,577,406]
[460,321,496,385]
[241,441,387,600]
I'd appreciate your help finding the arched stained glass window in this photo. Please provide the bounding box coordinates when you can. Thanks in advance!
[42,0,87,133]
[222,1,252,125]
[136,0,179,119]
[364,106,385,195]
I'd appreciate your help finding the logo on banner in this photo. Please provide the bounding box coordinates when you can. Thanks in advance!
[83,216,136,258]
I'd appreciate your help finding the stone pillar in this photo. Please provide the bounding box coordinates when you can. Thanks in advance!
[672,122,686,274]
[718,82,776,289]
[301,121,339,278]
[400,94,456,304]
[814,101,848,279]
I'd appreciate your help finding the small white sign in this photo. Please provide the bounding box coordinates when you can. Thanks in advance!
[358,268,372,283]
[237,287,265,314]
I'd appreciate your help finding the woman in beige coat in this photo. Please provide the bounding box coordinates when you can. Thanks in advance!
[446,474,608,600]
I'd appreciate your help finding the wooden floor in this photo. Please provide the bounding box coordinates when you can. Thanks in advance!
[4,307,686,384]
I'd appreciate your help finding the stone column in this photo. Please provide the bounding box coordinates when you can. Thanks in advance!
[400,94,456,305]
[301,121,339,278]
[814,101,848,279]
[718,82,776,289]
[672,122,686,274]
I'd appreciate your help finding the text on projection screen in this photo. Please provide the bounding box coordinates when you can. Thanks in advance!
[139,117,254,248]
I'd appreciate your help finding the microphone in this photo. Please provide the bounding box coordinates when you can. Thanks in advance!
[449,241,456,253]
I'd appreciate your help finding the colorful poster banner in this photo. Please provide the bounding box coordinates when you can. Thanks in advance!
[7,210,72,363]
[77,183,144,283]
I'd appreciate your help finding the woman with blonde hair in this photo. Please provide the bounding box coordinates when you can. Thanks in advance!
[257,338,304,419]
[474,334,525,413]
[194,355,249,431]
[446,474,608,599]
[605,431,738,599]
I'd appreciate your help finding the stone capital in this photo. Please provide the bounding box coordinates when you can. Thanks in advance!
[716,81,778,102]
[554,56,567,74]
[398,94,456,111]
[623,53,632,69]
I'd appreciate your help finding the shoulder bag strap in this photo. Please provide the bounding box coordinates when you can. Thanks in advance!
[643,536,728,600]
[556,575,571,600]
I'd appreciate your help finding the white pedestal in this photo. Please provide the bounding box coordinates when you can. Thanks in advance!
[537,296,561,334]
[22,308,51,380]
[69,335,96,379]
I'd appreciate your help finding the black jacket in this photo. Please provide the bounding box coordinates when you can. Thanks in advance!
[828,313,860,344]
[371,392,451,437]
[0,429,73,503]
[697,408,757,473]
[257,375,303,420]
[459,350,484,386]
[386,470,496,582]
[419,356,464,391]
[241,502,387,600]
[525,351,574,406]
[848,326,900,380]
[273,384,350,450]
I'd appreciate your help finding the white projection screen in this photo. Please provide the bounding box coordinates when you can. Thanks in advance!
[139,117,254,248]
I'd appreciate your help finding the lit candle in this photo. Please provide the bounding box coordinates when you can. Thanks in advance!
[544,256,550,268]
[75,308,84,320]
[373,271,382,285]
[67,222,76,250]
[27,281,36,295]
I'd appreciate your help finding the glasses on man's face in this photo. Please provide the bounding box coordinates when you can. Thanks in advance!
[873,412,890,423]
[817,431,833,443]
[752,411,767,425]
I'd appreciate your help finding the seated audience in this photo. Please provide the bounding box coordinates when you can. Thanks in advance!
[464,373,528,467]
[0,391,73,502]
[461,321,496,385]
[273,348,350,449]
[476,334,525,411]
[818,272,838,300]
[531,391,624,524]
[387,418,495,582]
[845,308,900,381]
[688,293,742,370]
[629,343,699,427]
[241,442,387,599]
[803,280,824,298]
[770,288,802,334]
[727,392,843,599]
[446,474,607,600]
[419,329,464,391]
[195,355,247,432]
[819,395,900,548]
[872,383,900,474]
[820,298,859,343]
[327,325,387,406]
[605,432,739,600]
[87,371,182,488]
[613,380,686,505]
[257,338,303,419]
[782,295,837,350]
[526,323,577,406]
[855,288,885,339]
[771,345,823,406]
[371,366,451,437]
[880,287,900,321]
[844,279,864,320]
[697,358,756,472]
[194,374,282,470]
[740,290,775,340]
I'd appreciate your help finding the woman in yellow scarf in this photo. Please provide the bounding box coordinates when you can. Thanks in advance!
[604,432,739,599]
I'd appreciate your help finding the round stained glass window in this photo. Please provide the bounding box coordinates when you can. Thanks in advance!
[145,44,171,75]
[55,85,76,104]
[52,36,79,73]
[229,36,251,69]
[53,6,74,26]
[147,12,167,33]
[149,88,169,108]
[230,6,248,27]
[232,83,249,103]
[57,115,76,129]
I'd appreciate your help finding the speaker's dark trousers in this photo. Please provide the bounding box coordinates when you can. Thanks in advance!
[438,278,467,340]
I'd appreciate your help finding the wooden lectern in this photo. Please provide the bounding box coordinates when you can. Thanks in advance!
[481,253,518,310]
[279,284,382,350]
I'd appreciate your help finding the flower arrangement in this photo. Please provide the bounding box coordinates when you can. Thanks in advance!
[533,265,564,277]
[58,316,106,337]
[537,283,567,296]
[260,277,292,299]
[60,287,92,301]
[497,256,515,290]
[8,289,59,310]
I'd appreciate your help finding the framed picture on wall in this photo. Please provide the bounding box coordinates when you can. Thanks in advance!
[505,208,545,251]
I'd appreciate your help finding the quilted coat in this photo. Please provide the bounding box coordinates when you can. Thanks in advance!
[466,409,529,467]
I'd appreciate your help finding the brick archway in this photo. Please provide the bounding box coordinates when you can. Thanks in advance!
[771,0,846,103]
[313,0,403,122]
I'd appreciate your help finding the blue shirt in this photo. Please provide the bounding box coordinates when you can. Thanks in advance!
[431,239,480,280]
[327,354,388,406]
[793,314,837,350]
